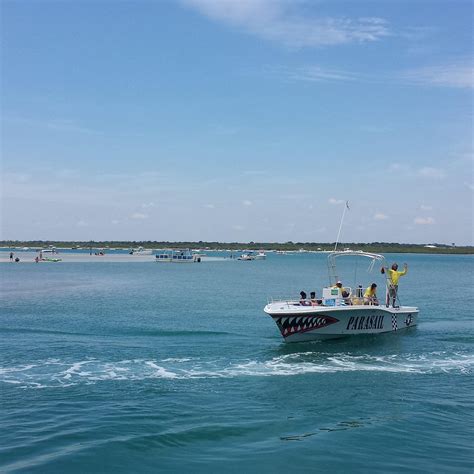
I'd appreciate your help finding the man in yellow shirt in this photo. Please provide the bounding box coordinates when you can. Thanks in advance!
[363,283,379,305]
[382,263,408,307]
[333,281,351,304]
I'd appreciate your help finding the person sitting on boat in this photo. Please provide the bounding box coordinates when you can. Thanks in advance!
[363,283,379,305]
[333,281,352,305]
[382,263,408,307]
[310,291,320,306]
[299,291,311,306]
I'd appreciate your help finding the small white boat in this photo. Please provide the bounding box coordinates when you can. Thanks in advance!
[129,246,153,255]
[264,251,419,342]
[155,249,200,263]
[40,247,57,254]
[254,250,266,260]
[238,252,255,261]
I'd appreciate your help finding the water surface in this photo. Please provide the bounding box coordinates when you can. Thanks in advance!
[1,253,472,472]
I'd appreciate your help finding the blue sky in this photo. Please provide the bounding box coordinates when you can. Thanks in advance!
[2,0,473,244]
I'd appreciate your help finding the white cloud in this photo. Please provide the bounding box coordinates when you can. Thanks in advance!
[420,204,432,211]
[232,224,244,231]
[55,169,79,179]
[418,167,445,179]
[204,203,215,209]
[401,62,474,89]
[111,220,120,225]
[329,198,344,205]
[388,163,411,173]
[280,193,309,200]
[141,202,155,209]
[466,183,474,191]
[242,200,253,206]
[46,119,102,135]
[183,0,390,48]
[243,170,267,176]
[130,212,148,220]
[414,217,435,225]
[374,212,388,220]
[4,172,31,183]
[76,220,88,227]
[360,125,391,133]
[284,65,357,82]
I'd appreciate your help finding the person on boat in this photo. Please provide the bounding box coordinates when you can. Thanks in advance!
[333,281,352,305]
[382,263,408,307]
[10,252,14,261]
[333,281,350,298]
[300,291,310,306]
[363,283,379,305]
[310,291,320,306]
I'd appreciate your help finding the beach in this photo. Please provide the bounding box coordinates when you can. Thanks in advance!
[0,251,227,264]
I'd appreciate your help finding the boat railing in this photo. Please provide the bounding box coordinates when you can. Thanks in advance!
[267,296,302,305]
[267,293,382,307]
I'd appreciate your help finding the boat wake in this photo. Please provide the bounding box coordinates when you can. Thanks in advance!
[1,351,472,388]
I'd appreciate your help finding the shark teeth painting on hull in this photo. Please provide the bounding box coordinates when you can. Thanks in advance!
[275,314,339,338]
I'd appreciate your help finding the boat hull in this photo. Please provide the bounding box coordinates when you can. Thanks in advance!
[264,304,418,342]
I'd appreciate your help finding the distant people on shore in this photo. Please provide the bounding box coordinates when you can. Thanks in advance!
[382,263,408,307]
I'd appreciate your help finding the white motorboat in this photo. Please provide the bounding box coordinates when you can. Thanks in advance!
[264,251,419,342]
[238,252,255,261]
[254,250,266,260]
[129,246,153,255]
[155,249,200,263]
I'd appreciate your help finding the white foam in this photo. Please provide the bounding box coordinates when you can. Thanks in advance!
[144,361,179,379]
[1,351,472,388]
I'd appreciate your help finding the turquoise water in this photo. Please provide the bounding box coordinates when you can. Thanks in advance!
[1,253,473,473]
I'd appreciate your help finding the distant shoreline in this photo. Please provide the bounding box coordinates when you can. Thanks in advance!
[1,241,472,254]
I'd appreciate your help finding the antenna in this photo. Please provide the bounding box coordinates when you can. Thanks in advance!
[334,201,349,251]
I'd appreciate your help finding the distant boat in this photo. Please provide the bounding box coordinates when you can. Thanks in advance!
[254,250,266,260]
[129,246,153,255]
[156,249,200,263]
[41,247,57,254]
[238,252,255,261]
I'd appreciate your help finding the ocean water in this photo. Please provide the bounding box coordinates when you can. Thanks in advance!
[1,253,473,473]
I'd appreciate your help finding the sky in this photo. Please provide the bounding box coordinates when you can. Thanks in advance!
[1,0,473,244]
